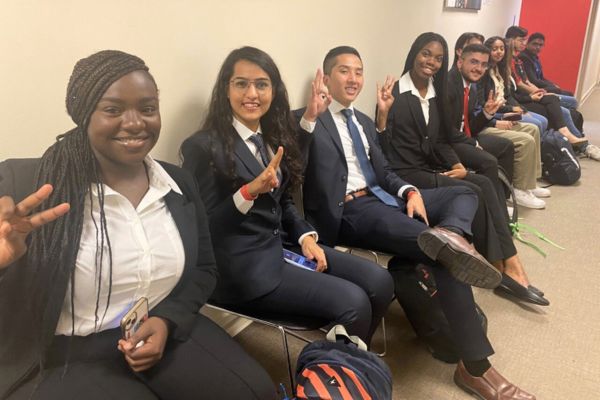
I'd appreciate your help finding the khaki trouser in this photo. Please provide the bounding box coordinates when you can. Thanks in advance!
[480,122,541,190]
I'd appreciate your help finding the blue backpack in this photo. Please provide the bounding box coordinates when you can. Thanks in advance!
[541,130,581,185]
[295,325,392,400]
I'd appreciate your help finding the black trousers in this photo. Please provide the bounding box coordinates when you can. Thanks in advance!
[10,315,276,400]
[232,245,394,345]
[338,188,494,361]
[520,94,567,130]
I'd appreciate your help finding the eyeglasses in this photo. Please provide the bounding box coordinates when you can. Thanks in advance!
[230,78,272,93]
[467,58,489,69]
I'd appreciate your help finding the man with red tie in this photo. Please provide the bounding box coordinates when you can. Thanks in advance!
[448,44,547,210]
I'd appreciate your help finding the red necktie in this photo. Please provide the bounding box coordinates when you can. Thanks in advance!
[463,86,472,137]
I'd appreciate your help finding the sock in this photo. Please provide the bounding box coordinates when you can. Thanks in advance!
[463,358,492,377]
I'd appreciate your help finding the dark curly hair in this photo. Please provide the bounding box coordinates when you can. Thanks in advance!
[200,46,303,191]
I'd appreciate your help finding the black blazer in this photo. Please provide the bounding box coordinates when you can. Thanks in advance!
[381,80,461,175]
[477,71,523,114]
[295,107,411,247]
[447,67,493,138]
[181,129,314,304]
[0,158,217,398]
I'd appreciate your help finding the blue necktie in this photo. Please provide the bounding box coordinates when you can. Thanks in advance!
[249,133,270,167]
[249,133,282,182]
[341,109,398,207]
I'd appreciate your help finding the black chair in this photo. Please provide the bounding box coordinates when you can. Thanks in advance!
[203,302,329,393]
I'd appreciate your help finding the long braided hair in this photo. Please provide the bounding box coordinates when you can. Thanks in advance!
[27,50,153,359]
[200,46,303,191]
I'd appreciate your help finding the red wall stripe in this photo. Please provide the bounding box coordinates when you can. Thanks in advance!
[519,0,592,92]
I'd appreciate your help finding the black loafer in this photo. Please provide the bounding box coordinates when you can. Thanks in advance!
[497,273,550,306]
[528,285,545,297]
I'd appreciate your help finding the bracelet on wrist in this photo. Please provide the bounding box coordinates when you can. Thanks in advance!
[240,184,258,201]
[406,190,419,200]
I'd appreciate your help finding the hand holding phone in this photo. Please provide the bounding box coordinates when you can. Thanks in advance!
[120,297,149,343]
[283,249,318,271]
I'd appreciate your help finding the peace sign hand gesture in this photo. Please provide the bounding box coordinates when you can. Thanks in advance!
[247,147,284,197]
[376,75,397,131]
[0,184,70,269]
[483,90,505,115]
[303,69,332,122]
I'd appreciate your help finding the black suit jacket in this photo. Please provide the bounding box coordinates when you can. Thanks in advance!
[295,107,411,247]
[447,67,493,139]
[477,71,523,114]
[381,80,460,175]
[181,129,314,304]
[0,158,217,398]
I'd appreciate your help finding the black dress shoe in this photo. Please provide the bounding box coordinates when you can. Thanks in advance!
[528,285,544,297]
[496,273,550,306]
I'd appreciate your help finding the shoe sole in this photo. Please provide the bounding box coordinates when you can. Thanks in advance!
[417,231,501,289]
[454,374,487,400]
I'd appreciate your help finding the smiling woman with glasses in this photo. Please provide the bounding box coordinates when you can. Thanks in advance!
[180,46,393,347]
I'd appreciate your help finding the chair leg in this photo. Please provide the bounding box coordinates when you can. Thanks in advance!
[277,325,295,395]
[377,317,387,357]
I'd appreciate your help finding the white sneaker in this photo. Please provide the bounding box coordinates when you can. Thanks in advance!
[507,205,514,219]
[584,144,600,161]
[513,188,546,209]
[531,186,551,198]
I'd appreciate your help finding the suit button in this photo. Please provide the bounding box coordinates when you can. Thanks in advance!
[273,228,279,235]
[424,136,429,139]
[271,207,277,214]
[338,201,344,207]
[341,175,347,182]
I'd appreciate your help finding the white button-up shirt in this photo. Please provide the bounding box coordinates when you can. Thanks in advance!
[55,156,185,336]
[398,72,436,126]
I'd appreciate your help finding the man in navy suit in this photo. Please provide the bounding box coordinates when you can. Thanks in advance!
[295,46,536,400]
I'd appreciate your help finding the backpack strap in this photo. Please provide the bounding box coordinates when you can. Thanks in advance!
[325,325,368,351]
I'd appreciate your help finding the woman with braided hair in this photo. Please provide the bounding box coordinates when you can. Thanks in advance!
[0,50,275,400]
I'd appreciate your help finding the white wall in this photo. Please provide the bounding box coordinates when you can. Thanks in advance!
[579,0,600,101]
[0,0,521,163]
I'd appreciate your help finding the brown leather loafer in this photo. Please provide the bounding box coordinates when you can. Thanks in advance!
[417,227,501,289]
[454,361,536,400]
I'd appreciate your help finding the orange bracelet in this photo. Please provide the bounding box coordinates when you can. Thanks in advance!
[406,190,419,200]
[240,184,258,201]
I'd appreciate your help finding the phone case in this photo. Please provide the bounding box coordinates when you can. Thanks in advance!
[282,249,317,271]
[120,297,149,339]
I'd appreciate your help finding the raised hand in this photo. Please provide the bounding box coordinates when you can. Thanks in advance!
[0,184,70,269]
[483,90,505,115]
[303,69,332,122]
[375,75,397,131]
[247,146,284,196]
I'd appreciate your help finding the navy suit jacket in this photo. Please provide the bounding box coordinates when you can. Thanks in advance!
[295,107,411,247]
[0,158,217,398]
[181,129,314,304]
[381,81,460,175]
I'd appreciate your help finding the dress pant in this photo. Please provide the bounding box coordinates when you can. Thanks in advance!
[399,169,516,263]
[338,188,494,361]
[479,122,541,191]
[9,316,276,400]
[232,245,394,345]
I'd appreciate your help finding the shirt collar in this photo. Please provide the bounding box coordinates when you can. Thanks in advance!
[90,155,182,197]
[399,72,436,100]
[232,117,262,141]
[462,76,472,90]
[329,99,354,116]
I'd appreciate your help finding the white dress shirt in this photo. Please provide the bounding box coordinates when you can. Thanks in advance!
[398,72,435,126]
[55,156,185,336]
[231,117,317,244]
[300,100,415,198]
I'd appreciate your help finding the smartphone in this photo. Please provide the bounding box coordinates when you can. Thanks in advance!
[283,249,318,271]
[501,112,522,122]
[120,297,149,340]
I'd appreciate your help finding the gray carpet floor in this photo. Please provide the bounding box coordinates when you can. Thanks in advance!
[227,88,600,399]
